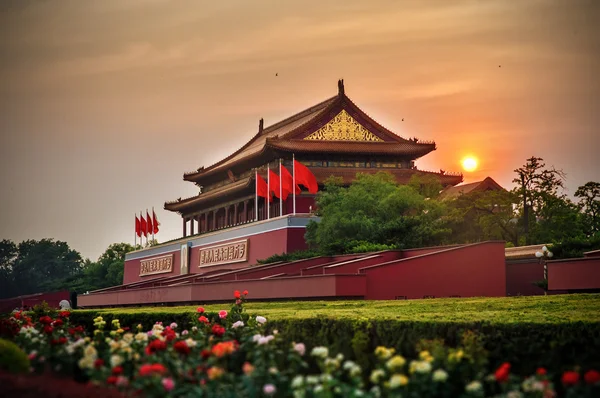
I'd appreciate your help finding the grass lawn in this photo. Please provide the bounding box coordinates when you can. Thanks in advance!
[79,293,600,324]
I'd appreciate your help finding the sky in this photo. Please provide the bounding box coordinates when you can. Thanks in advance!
[1,0,599,261]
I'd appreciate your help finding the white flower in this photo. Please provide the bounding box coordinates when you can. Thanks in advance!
[306,376,319,385]
[232,321,244,329]
[465,381,483,393]
[291,375,304,388]
[134,332,148,342]
[507,392,523,398]
[263,384,276,395]
[258,336,269,345]
[414,360,432,374]
[370,369,385,384]
[269,366,278,374]
[389,374,409,388]
[294,343,306,356]
[256,316,267,324]
[110,354,123,367]
[266,335,274,342]
[253,334,262,342]
[311,346,329,359]
[65,339,86,355]
[314,385,324,394]
[432,369,448,382]
[320,373,333,383]
[185,338,197,348]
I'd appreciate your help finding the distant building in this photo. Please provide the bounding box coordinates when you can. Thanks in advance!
[438,176,504,201]
[165,80,462,237]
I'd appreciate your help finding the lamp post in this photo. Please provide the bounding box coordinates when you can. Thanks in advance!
[535,245,553,294]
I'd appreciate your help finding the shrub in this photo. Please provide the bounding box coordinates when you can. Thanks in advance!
[0,338,30,374]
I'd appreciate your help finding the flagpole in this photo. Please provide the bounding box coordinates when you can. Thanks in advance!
[254,169,258,221]
[134,214,137,247]
[279,159,283,217]
[267,164,270,220]
[152,206,155,242]
[141,211,146,247]
[292,154,296,215]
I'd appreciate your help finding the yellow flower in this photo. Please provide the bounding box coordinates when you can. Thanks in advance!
[116,328,124,333]
[386,355,406,372]
[375,346,395,360]
[389,374,409,388]
[370,369,386,384]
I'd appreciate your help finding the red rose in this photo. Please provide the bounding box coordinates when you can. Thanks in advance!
[494,362,511,383]
[174,340,191,355]
[234,290,241,299]
[243,290,248,296]
[58,337,67,344]
[151,363,166,374]
[197,307,205,313]
[584,369,600,384]
[536,367,547,376]
[145,339,167,355]
[52,319,63,327]
[94,359,104,369]
[562,371,580,386]
[43,325,54,334]
[58,311,70,318]
[112,366,123,375]
[198,316,209,324]
[139,363,166,376]
[211,324,225,337]
[201,349,211,359]
[39,316,53,325]
[106,376,118,385]
[162,327,176,342]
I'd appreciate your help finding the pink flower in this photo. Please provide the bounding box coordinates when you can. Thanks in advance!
[162,377,175,391]
[197,307,205,313]
[219,310,228,319]
[263,384,276,395]
[294,343,306,356]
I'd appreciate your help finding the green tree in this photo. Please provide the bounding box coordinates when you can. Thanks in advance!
[81,243,137,291]
[305,172,450,254]
[10,239,84,297]
[408,174,443,199]
[447,189,520,246]
[0,240,18,299]
[575,181,600,234]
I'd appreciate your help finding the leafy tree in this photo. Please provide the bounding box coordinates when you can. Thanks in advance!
[512,157,572,244]
[0,240,18,299]
[81,243,137,291]
[9,239,84,297]
[575,181,600,234]
[305,172,450,254]
[408,174,443,199]
[447,189,520,246]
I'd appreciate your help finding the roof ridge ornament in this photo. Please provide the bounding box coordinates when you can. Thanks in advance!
[259,118,264,134]
[338,79,344,96]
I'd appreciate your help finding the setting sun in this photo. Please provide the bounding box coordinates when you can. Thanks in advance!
[462,156,478,172]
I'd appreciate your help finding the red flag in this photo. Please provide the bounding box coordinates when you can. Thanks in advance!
[135,215,141,238]
[146,210,153,235]
[152,210,160,234]
[294,159,318,194]
[256,173,272,202]
[269,169,283,199]
[280,165,300,200]
[140,212,148,237]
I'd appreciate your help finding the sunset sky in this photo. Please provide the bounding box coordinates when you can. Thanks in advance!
[1,0,598,260]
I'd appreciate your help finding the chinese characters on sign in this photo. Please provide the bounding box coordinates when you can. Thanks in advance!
[139,254,173,276]
[199,239,248,267]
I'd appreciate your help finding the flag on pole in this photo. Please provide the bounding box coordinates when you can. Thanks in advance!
[269,169,282,199]
[135,215,141,238]
[256,173,272,202]
[293,159,318,193]
[280,164,300,200]
[146,210,153,236]
[140,212,148,237]
[152,209,160,234]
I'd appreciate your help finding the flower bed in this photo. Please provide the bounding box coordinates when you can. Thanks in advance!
[1,291,599,397]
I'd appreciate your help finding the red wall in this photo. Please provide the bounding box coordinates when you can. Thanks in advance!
[506,261,545,296]
[361,242,506,299]
[123,226,309,285]
[548,257,600,291]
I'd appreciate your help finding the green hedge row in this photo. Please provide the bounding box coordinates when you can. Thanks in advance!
[69,310,600,376]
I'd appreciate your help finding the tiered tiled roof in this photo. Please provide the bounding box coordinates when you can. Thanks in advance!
[438,177,504,201]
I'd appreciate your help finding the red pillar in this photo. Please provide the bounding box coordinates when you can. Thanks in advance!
[212,210,217,230]
[183,217,187,237]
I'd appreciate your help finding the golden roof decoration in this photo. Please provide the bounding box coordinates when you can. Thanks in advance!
[304,110,383,142]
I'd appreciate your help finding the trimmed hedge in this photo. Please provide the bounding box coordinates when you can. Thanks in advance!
[68,310,600,377]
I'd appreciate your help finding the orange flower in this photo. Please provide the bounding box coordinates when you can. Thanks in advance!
[207,367,224,380]
[242,362,254,375]
[211,341,237,358]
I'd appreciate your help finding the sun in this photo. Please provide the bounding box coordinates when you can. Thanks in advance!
[461,156,478,172]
